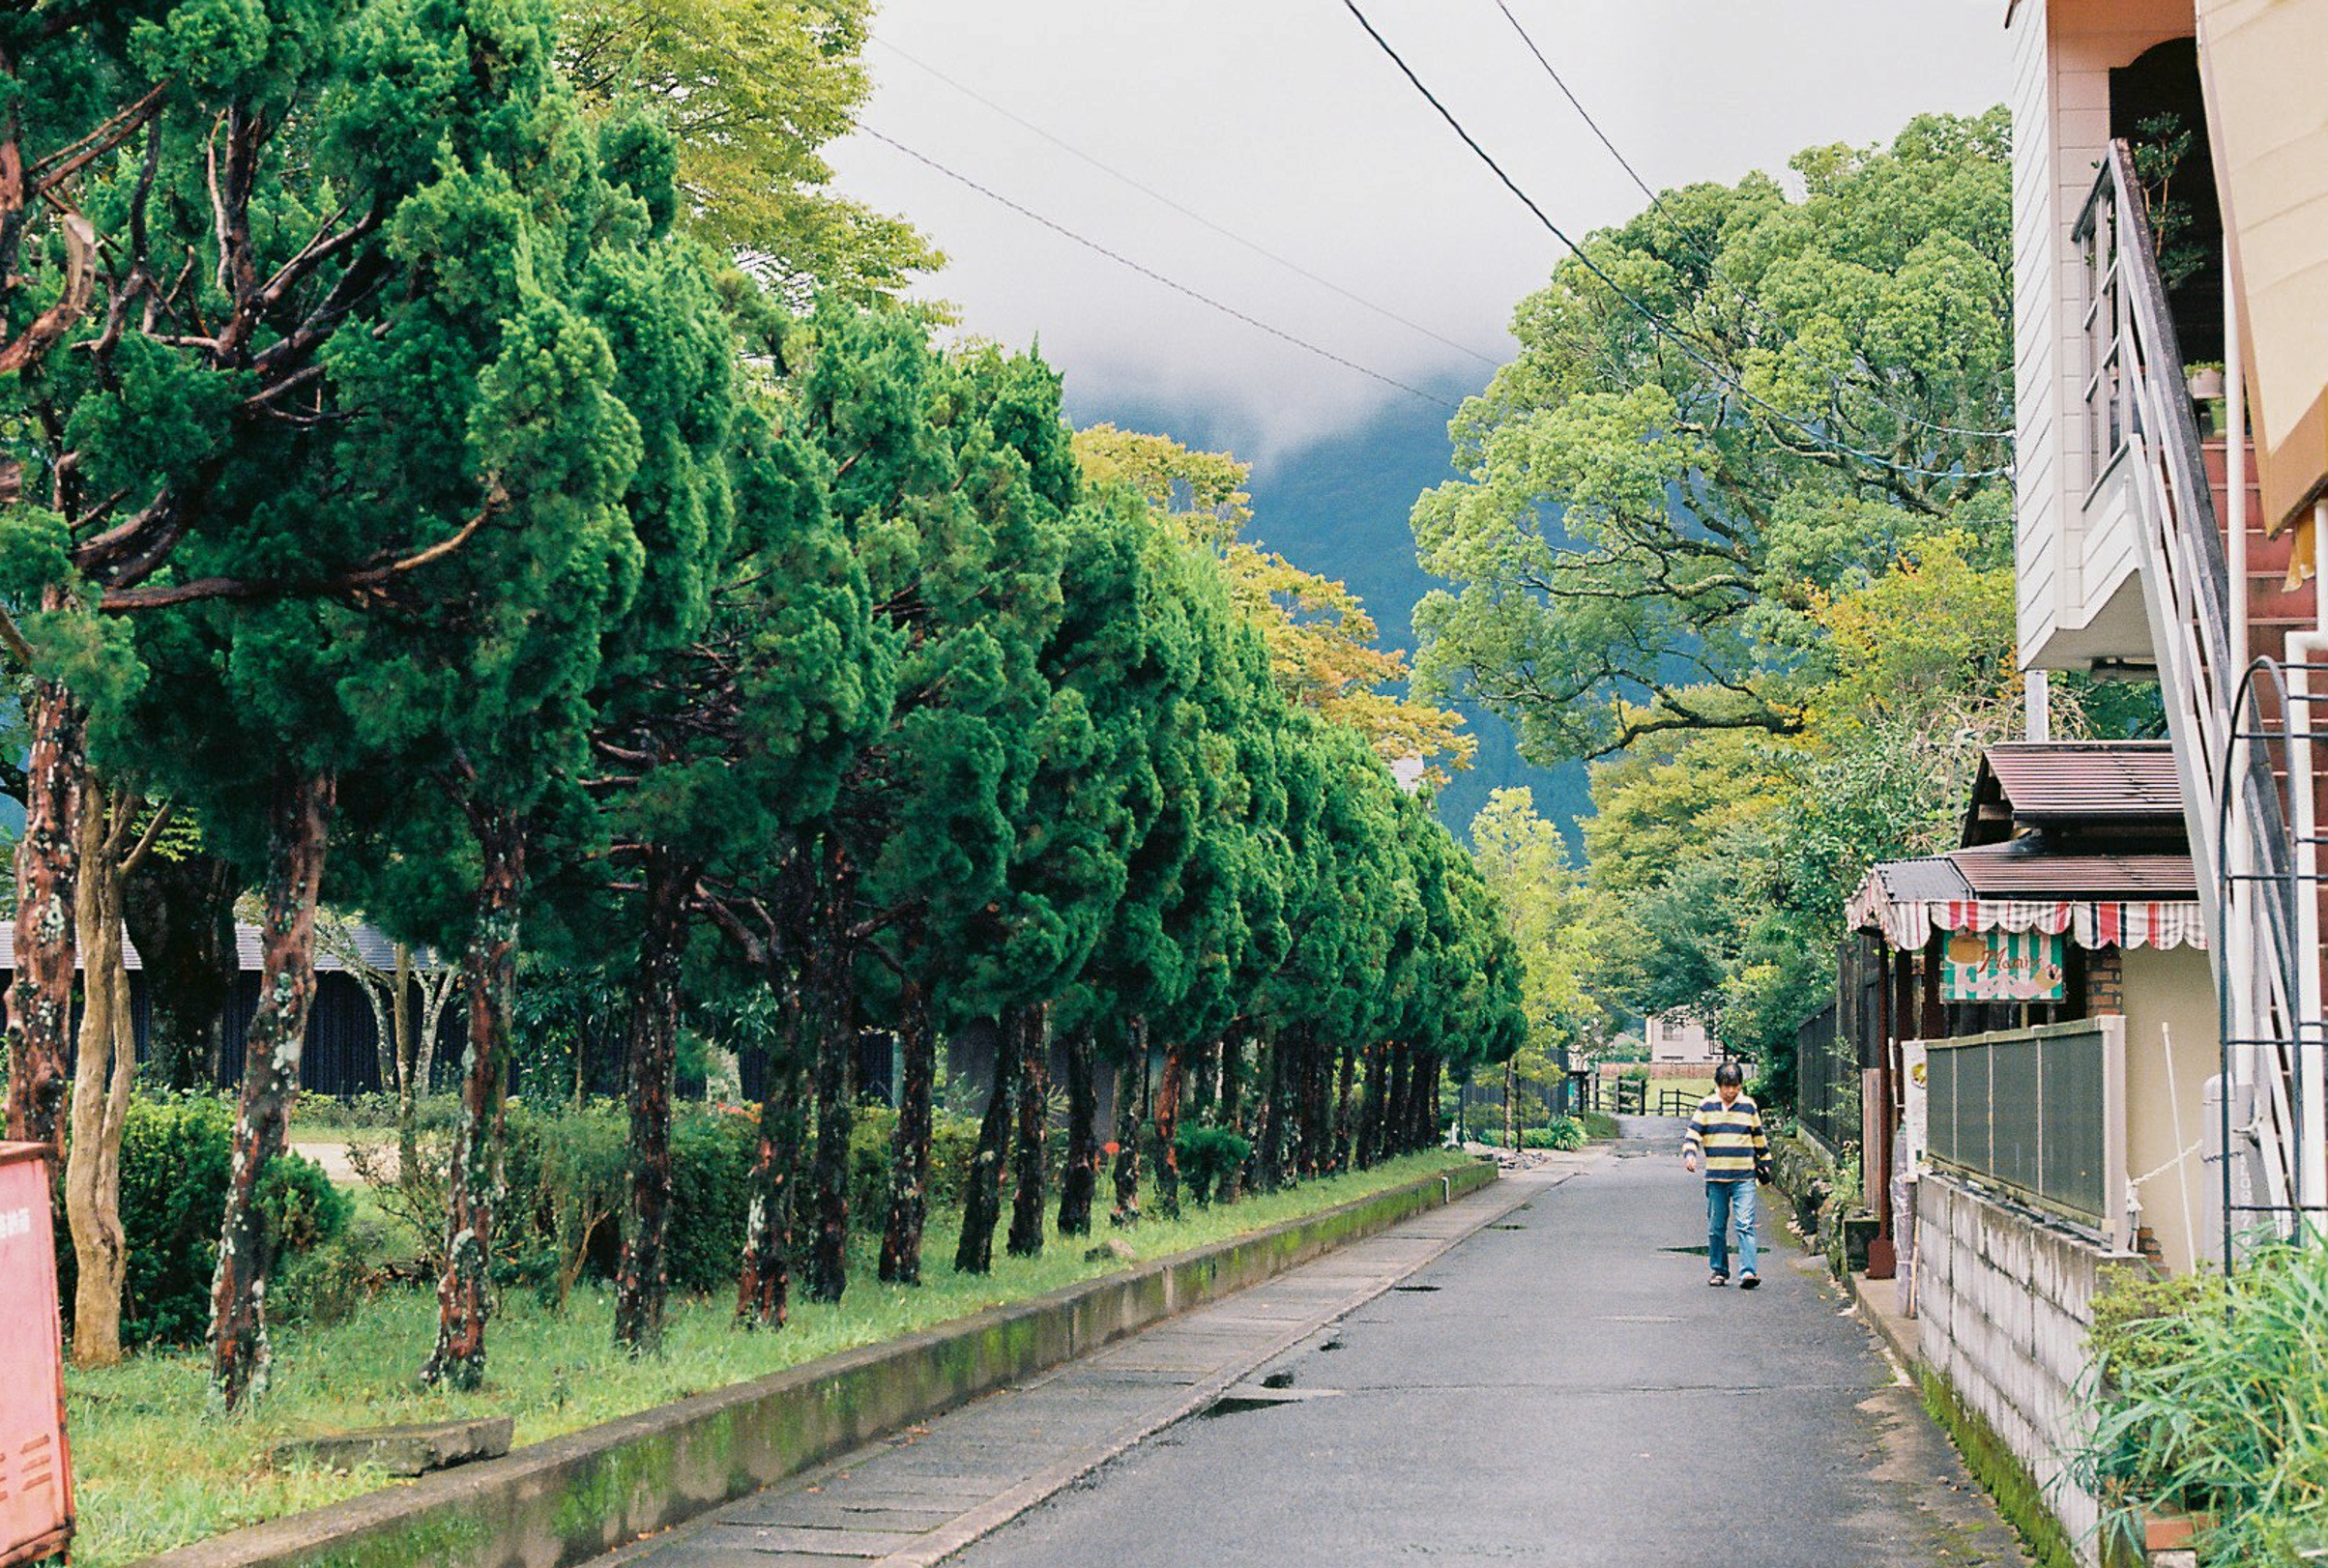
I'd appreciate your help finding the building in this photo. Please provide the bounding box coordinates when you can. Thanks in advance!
[1840,3,2328,1557]
[1643,1009,1721,1065]
[0,920,456,1098]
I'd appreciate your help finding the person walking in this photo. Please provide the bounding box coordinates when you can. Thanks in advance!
[1680,1061,1770,1289]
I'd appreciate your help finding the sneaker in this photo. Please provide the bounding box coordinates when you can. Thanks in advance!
[1707,1271,1729,1287]
[1739,1273,1761,1291]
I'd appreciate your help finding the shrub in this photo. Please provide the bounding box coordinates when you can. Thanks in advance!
[2075,1249,2328,1564]
[255,1151,351,1255]
[850,1105,985,1223]
[663,1106,758,1293]
[1175,1125,1253,1205]
[1522,1118,1586,1151]
[113,1094,234,1348]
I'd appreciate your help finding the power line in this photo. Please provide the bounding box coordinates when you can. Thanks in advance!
[1340,0,2008,479]
[1490,0,1656,204]
[874,38,1503,369]
[857,126,1460,413]
[1490,1,2012,446]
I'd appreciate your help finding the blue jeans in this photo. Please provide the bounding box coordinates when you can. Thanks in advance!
[1706,1178,1758,1278]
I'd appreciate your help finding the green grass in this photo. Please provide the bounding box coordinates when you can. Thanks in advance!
[63,1150,1467,1568]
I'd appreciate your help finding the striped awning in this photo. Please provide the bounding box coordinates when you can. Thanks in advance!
[1845,884,2208,954]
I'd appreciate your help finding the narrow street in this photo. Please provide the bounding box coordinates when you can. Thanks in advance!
[604,1125,2029,1568]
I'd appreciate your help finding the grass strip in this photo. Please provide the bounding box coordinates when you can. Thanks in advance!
[68,1150,1468,1567]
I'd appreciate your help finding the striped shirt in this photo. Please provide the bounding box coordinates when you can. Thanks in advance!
[1682,1093,1769,1182]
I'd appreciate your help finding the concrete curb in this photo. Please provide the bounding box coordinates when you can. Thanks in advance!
[130,1161,1499,1568]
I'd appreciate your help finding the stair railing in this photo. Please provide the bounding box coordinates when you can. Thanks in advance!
[2073,140,2317,1254]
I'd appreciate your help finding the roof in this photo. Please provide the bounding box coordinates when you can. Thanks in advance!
[1865,857,1975,902]
[1962,741,2186,846]
[0,918,433,975]
[1949,837,2197,899]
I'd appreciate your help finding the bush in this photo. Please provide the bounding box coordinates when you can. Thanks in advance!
[113,1094,234,1348]
[1175,1125,1253,1205]
[255,1150,351,1255]
[1521,1118,1586,1151]
[2077,1250,2328,1563]
[850,1105,986,1224]
[664,1106,758,1293]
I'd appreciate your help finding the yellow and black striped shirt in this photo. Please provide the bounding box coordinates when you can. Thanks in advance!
[1682,1093,1769,1181]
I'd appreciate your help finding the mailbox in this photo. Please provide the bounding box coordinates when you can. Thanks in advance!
[0,1145,71,1566]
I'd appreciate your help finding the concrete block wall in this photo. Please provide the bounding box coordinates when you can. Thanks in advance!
[1917,1172,2142,1565]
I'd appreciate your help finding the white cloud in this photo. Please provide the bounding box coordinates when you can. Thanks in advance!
[826,1,2015,462]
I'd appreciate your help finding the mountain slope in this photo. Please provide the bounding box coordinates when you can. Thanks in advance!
[1068,390,1588,844]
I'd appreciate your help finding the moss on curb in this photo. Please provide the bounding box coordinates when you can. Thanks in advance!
[1916,1367,2083,1568]
[128,1160,1497,1568]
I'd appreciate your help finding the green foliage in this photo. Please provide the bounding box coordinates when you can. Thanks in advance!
[1413,109,2014,763]
[850,1106,983,1221]
[1522,1118,1585,1151]
[662,1107,759,1293]
[2077,1252,2328,1565]
[111,1095,233,1350]
[1174,1125,1254,1205]
[254,1153,352,1257]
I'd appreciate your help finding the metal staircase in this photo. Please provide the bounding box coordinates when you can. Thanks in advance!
[2074,139,2326,1258]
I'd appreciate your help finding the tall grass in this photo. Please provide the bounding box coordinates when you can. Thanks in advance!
[63,1150,1466,1568]
[2078,1245,2328,1564]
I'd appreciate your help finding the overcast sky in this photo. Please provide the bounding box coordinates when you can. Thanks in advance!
[825,2,2015,467]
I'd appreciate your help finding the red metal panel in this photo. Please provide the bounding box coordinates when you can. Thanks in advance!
[0,1144,72,1567]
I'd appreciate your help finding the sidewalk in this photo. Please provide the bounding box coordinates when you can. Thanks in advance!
[599,1164,1564,1568]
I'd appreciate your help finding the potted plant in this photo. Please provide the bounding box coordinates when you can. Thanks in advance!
[2186,361,2226,435]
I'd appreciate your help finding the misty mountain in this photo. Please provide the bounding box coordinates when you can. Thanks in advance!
[1066,389,1590,846]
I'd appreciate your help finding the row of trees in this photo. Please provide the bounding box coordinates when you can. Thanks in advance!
[0,0,1523,1410]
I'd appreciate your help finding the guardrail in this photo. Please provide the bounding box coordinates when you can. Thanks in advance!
[1925,1017,2127,1239]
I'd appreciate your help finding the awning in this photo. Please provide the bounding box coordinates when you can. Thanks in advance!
[1845,881,2208,953]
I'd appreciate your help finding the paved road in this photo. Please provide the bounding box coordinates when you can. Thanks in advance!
[598,1125,2026,1568]
[950,1122,2025,1568]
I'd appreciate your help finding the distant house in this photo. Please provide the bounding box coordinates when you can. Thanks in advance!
[0,920,458,1098]
[1643,1009,1720,1065]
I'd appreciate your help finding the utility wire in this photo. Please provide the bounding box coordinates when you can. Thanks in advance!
[1491,0,1656,204]
[1491,0,2012,445]
[1345,0,2008,475]
[857,126,1459,412]
[875,38,1503,369]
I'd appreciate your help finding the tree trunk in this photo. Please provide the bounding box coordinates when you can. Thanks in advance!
[1217,1031,1247,1204]
[954,1016,1015,1274]
[1152,1037,1184,1221]
[1055,1024,1098,1236]
[5,674,82,1158]
[803,839,858,1305]
[1251,1035,1280,1193]
[208,771,335,1410]
[121,837,237,1092]
[1189,1035,1220,1126]
[1416,1054,1443,1149]
[1504,1060,1519,1151]
[1006,1006,1048,1258]
[1385,1042,1413,1156]
[1109,1015,1147,1226]
[65,778,147,1368]
[1357,1042,1388,1169]
[614,849,692,1356]
[393,944,419,1181]
[422,810,525,1390]
[1332,1040,1357,1175]
[738,1015,807,1328]
[878,978,935,1284]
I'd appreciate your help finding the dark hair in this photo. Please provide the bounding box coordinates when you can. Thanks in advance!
[1715,1061,1744,1089]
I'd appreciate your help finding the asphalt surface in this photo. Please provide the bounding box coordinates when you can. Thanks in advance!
[947,1119,2028,1568]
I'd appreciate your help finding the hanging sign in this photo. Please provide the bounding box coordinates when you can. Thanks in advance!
[1941,929,2066,1002]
